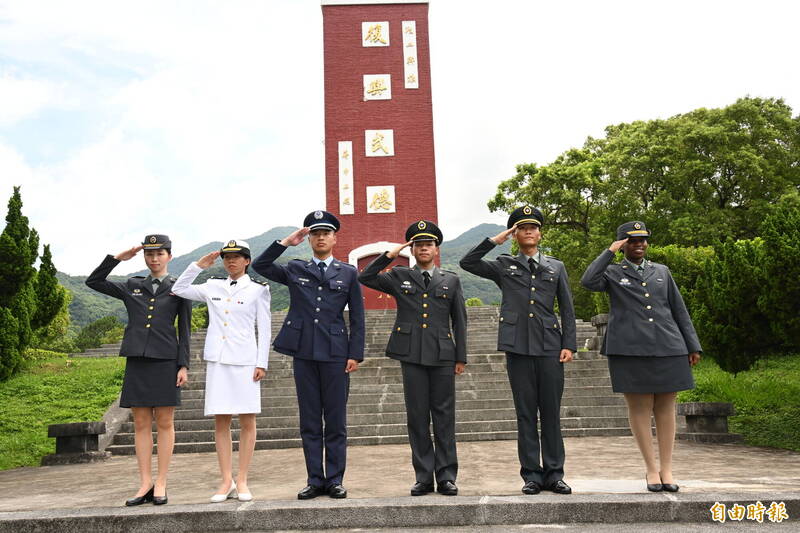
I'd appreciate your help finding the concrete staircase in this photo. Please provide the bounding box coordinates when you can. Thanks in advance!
[106,307,629,455]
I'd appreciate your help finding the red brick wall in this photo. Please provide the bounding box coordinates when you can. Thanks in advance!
[322,2,438,270]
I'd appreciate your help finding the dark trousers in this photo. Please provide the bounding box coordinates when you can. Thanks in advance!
[401,362,458,484]
[505,353,565,485]
[292,358,349,488]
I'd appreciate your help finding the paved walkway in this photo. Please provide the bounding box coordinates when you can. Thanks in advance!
[1,437,798,512]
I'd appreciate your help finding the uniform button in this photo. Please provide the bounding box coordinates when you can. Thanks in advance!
[529,313,534,317]
[314,319,319,324]
[499,317,504,322]
[222,336,226,340]
[422,324,428,328]
[145,324,151,328]
[423,293,428,298]
[648,318,654,322]
[529,300,534,305]
[645,293,650,297]
[227,298,231,302]
[646,305,652,310]
[315,307,320,312]
[404,290,408,294]
[148,306,154,310]
[423,303,428,308]
[422,313,428,318]
[149,298,155,302]
[530,287,535,291]
[396,327,401,331]
[642,282,647,286]
[531,275,535,279]
[287,320,291,325]
[224,322,228,326]
[147,315,152,319]
[224,310,229,314]
[318,286,323,291]
[316,297,321,301]
[447,333,451,338]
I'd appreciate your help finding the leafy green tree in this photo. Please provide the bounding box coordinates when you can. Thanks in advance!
[693,239,775,373]
[0,187,39,380]
[32,290,75,354]
[488,97,800,319]
[74,316,123,352]
[758,205,800,348]
[645,244,714,316]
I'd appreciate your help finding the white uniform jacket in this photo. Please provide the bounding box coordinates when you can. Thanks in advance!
[172,262,271,369]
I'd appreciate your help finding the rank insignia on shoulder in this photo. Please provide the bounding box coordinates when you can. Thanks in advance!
[657,278,663,282]
[333,263,340,267]
[622,265,628,269]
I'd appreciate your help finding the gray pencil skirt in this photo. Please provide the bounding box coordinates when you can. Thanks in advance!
[606,354,695,394]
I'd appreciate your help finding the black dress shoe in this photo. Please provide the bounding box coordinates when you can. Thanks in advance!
[152,490,168,505]
[646,474,663,492]
[522,481,541,495]
[546,480,572,495]
[327,484,347,499]
[661,482,679,492]
[437,480,458,496]
[410,482,434,496]
[125,486,154,506]
[297,485,325,500]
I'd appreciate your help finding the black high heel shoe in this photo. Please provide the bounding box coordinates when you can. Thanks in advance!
[125,486,154,506]
[153,489,168,505]
[660,474,679,492]
[646,475,663,492]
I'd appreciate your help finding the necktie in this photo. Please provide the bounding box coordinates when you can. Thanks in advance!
[230,280,237,286]
[152,278,160,293]
[423,271,431,288]
[528,257,537,271]
[318,261,327,276]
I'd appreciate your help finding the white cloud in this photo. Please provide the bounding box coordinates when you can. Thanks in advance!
[0,74,58,125]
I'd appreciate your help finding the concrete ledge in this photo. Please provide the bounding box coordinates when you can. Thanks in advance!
[1,492,797,532]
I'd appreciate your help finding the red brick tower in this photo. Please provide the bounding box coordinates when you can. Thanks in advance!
[322,0,437,309]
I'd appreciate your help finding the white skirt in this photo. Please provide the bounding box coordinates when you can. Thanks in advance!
[204,361,262,416]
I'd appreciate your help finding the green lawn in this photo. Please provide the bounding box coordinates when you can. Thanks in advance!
[0,352,124,470]
[678,353,800,451]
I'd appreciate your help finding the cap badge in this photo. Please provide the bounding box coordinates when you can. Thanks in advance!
[149,236,157,244]
[314,210,323,220]
[227,240,236,247]
[523,206,532,215]
[417,220,426,230]
[634,222,642,229]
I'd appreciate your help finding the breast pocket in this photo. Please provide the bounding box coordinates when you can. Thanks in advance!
[387,322,412,355]
[434,287,450,300]
[502,267,528,289]
[398,284,417,296]
[329,279,349,293]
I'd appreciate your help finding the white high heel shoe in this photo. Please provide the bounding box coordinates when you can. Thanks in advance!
[210,481,237,503]
[237,490,253,502]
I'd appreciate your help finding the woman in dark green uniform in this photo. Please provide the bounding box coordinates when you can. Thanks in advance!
[86,234,192,506]
[581,222,701,493]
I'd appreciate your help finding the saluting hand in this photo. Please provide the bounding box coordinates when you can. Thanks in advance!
[196,251,220,269]
[114,245,143,261]
[608,238,629,253]
[491,227,516,245]
[281,227,310,247]
[387,240,414,259]
[688,352,701,366]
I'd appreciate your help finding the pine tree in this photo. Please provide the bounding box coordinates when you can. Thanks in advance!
[32,244,66,331]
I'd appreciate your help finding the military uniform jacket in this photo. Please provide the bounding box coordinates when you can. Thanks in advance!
[85,255,191,367]
[171,262,271,368]
[359,253,467,366]
[581,249,702,357]
[459,238,577,356]
[251,241,365,362]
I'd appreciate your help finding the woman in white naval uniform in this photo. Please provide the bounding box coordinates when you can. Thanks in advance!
[172,239,270,502]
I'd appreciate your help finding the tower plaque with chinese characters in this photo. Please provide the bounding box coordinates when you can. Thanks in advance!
[322,1,438,309]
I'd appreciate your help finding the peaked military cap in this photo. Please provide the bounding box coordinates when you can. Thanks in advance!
[507,205,543,229]
[616,221,651,240]
[405,220,443,245]
[142,234,171,250]
[220,239,251,258]
[304,210,340,232]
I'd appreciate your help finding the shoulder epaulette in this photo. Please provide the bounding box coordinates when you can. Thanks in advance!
[251,278,269,286]
[131,275,146,279]
[209,276,226,280]
[440,269,457,275]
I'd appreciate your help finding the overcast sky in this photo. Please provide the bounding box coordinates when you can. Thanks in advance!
[1,0,799,275]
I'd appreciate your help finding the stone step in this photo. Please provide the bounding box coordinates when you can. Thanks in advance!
[107,426,633,454]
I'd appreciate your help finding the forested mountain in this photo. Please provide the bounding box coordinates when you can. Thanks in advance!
[61,223,510,326]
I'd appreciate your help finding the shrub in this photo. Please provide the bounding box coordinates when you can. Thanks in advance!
[74,316,122,352]
[191,304,209,331]
[465,297,484,307]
